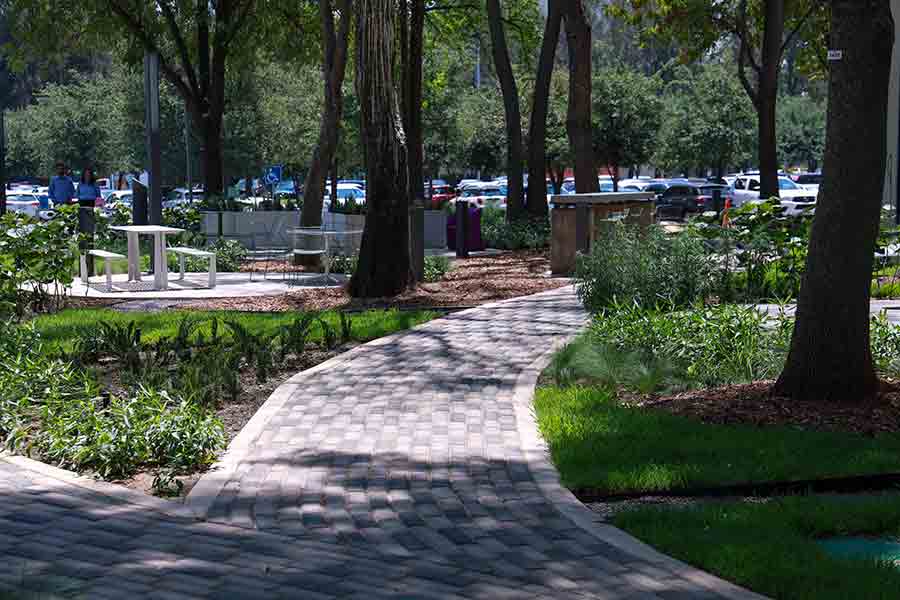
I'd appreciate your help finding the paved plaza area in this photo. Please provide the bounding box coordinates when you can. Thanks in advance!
[0,288,763,599]
[68,271,346,299]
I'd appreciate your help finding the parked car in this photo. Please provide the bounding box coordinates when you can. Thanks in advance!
[6,193,56,219]
[426,184,456,209]
[455,183,506,209]
[106,190,134,207]
[795,172,823,197]
[656,183,733,220]
[274,179,298,201]
[163,187,205,209]
[731,175,817,216]
[324,183,366,210]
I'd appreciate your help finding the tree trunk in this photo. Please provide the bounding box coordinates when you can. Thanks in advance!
[301,0,352,228]
[202,114,225,197]
[349,0,414,298]
[757,0,784,199]
[401,0,426,281]
[562,1,594,194]
[486,0,525,222]
[773,0,894,403]
[526,0,562,220]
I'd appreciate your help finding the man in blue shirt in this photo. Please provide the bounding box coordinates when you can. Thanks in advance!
[48,161,75,206]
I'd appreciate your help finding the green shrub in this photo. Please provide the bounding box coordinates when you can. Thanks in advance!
[587,303,791,390]
[423,255,452,282]
[575,224,715,312]
[481,207,550,250]
[330,253,358,275]
[0,212,78,318]
[0,320,224,478]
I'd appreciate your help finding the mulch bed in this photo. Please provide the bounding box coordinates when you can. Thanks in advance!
[630,381,900,437]
[181,250,568,312]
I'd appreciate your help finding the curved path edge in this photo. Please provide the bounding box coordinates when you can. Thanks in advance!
[508,340,767,600]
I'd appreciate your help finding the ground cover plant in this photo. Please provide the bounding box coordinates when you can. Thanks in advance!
[5,308,437,495]
[614,495,900,600]
[537,303,900,493]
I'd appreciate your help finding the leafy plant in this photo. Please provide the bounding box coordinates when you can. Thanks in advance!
[338,312,353,344]
[575,223,715,311]
[0,211,78,318]
[330,253,358,275]
[423,255,452,282]
[481,207,550,250]
[318,316,338,350]
[587,302,790,390]
[278,313,317,359]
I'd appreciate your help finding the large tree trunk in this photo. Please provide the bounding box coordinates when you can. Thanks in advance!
[486,0,525,222]
[526,0,562,220]
[773,0,894,403]
[302,0,352,228]
[562,1,594,194]
[201,114,225,197]
[757,0,784,199]
[401,0,425,281]
[349,0,414,298]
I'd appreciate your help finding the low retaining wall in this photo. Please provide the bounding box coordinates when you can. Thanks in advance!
[203,210,449,251]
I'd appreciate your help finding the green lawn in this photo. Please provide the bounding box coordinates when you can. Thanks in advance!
[33,308,438,351]
[534,385,900,494]
[615,495,900,600]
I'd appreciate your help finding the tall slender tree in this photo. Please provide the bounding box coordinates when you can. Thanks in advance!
[774,0,894,403]
[301,0,353,228]
[525,0,562,219]
[561,0,594,193]
[615,0,827,199]
[486,0,525,221]
[349,0,414,297]
[5,0,262,196]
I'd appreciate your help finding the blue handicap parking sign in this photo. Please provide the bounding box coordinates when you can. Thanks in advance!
[264,165,283,186]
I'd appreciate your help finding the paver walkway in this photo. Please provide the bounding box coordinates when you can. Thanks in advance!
[0,288,763,599]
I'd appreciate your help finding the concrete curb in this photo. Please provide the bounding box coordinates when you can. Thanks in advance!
[0,452,199,522]
[509,310,769,600]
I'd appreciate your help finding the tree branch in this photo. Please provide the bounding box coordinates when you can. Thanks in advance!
[781,0,822,56]
[104,0,196,105]
[156,0,200,97]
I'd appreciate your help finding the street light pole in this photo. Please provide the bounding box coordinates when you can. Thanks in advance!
[144,51,162,227]
[185,105,193,203]
[0,108,6,216]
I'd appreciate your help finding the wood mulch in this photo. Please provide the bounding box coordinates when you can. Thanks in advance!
[180,250,569,313]
[630,381,900,437]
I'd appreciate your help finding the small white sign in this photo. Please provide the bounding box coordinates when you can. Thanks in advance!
[828,50,843,61]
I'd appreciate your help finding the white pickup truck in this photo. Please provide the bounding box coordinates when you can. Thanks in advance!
[730,175,818,216]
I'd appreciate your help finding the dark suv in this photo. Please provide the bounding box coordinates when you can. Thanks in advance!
[657,184,731,220]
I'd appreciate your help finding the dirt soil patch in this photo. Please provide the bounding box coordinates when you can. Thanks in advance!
[633,381,900,437]
[182,250,568,312]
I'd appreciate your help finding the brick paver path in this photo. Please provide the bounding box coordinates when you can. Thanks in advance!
[0,288,762,599]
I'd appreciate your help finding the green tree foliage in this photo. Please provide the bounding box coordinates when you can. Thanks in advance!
[655,64,757,175]
[591,68,662,185]
[777,94,826,171]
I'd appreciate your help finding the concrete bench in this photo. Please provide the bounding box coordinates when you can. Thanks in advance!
[81,249,126,292]
[168,247,216,288]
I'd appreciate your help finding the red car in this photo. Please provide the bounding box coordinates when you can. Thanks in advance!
[427,184,456,209]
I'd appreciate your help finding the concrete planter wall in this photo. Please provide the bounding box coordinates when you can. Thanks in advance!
[203,210,448,252]
[203,211,299,248]
[424,210,447,249]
